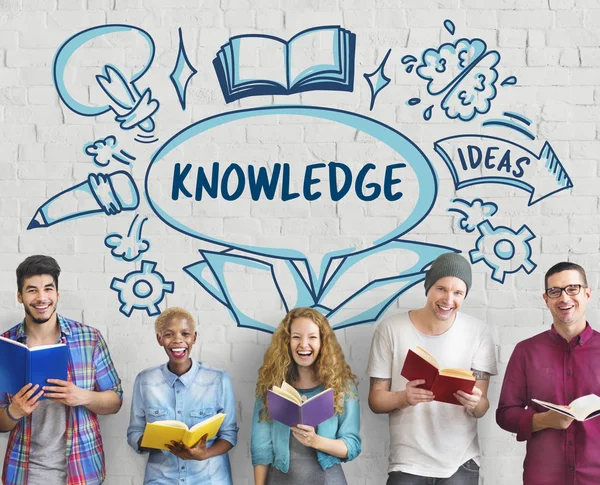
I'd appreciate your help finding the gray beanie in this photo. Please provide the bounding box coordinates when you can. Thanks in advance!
[424,252,472,296]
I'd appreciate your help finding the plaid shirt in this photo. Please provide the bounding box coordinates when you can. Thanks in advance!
[0,315,123,485]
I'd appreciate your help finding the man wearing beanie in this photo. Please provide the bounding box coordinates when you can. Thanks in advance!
[367,252,497,485]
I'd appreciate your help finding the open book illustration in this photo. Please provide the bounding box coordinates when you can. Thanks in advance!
[0,336,68,399]
[400,346,475,405]
[532,394,600,422]
[140,412,226,450]
[267,380,334,428]
[213,25,356,103]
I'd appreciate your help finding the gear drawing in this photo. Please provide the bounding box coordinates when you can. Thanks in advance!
[469,221,536,284]
[110,260,174,316]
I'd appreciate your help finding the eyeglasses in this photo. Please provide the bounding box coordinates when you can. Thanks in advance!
[545,284,587,299]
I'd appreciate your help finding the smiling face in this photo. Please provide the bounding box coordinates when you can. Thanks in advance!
[543,269,591,336]
[18,274,60,326]
[425,276,467,322]
[157,316,197,367]
[289,317,321,370]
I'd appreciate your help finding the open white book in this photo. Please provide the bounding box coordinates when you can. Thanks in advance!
[532,394,600,421]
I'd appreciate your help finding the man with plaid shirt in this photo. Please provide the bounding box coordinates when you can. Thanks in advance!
[0,255,122,485]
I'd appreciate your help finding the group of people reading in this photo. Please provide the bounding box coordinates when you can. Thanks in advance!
[0,253,598,485]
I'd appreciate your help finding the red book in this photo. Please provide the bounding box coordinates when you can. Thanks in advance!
[400,346,475,405]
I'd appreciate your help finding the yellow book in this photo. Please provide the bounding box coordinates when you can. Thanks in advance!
[140,412,226,450]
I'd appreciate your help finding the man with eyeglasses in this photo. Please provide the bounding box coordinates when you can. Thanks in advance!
[496,261,600,485]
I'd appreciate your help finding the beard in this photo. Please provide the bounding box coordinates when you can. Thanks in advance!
[24,302,57,324]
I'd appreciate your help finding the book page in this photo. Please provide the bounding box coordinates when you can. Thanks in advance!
[568,394,600,420]
[532,399,574,418]
[231,36,287,87]
[414,346,440,369]
[288,27,340,86]
[30,343,67,351]
[281,381,303,404]
[439,368,475,379]
[271,389,301,405]
[148,420,189,430]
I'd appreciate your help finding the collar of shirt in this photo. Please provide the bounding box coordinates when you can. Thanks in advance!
[14,314,72,344]
[549,322,594,347]
[161,359,201,388]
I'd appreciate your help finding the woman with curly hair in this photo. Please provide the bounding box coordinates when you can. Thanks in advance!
[251,307,361,485]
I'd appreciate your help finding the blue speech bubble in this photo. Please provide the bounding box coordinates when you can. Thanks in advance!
[53,24,155,118]
[145,106,438,261]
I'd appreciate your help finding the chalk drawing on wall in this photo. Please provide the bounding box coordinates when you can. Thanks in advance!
[448,198,498,233]
[84,135,136,167]
[184,241,457,333]
[110,261,174,317]
[27,171,140,229]
[53,24,160,136]
[146,105,452,332]
[469,221,537,284]
[213,25,356,103]
[482,111,536,140]
[105,214,150,263]
[30,21,577,328]
[146,105,438,252]
[402,19,513,122]
[443,19,456,35]
[364,48,392,111]
[434,134,572,206]
[170,27,197,111]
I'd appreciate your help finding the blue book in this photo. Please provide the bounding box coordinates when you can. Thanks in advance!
[0,336,68,399]
[213,25,356,103]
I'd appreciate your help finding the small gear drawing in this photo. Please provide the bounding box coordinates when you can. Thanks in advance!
[110,260,174,317]
[469,221,537,284]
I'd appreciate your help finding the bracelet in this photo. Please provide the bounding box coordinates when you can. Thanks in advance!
[5,404,21,422]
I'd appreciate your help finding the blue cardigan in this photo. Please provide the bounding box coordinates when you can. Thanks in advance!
[250,385,361,473]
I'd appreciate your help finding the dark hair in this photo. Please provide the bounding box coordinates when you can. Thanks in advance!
[16,255,61,293]
[544,261,587,289]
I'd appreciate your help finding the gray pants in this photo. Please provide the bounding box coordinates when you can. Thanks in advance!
[386,460,479,485]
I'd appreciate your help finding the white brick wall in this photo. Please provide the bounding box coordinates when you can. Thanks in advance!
[1,1,599,484]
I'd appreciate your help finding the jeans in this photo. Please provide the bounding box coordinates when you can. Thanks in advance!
[386,459,480,485]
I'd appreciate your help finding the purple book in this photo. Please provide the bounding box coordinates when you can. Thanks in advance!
[267,386,334,428]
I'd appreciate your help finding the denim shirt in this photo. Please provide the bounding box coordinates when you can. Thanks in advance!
[251,384,361,473]
[127,360,238,485]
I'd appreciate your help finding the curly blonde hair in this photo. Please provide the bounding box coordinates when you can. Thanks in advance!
[255,307,357,421]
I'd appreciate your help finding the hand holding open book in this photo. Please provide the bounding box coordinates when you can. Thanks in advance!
[140,413,226,450]
[401,346,475,405]
[267,381,334,428]
[533,394,600,422]
[0,336,68,400]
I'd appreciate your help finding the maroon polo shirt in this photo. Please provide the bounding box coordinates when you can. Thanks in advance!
[497,323,600,485]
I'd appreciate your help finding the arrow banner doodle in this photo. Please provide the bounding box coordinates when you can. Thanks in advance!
[434,135,573,206]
